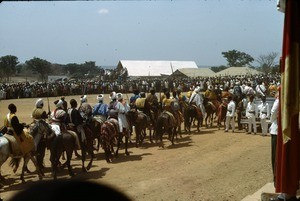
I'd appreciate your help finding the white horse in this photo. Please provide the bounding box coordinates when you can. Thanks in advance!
[0,127,43,184]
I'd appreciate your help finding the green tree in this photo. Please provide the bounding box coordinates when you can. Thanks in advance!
[0,55,19,82]
[222,49,254,67]
[26,57,52,82]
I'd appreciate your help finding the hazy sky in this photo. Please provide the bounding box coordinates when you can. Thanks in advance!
[0,0,284,67]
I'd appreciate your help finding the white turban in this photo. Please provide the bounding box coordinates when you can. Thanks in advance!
[116,93,123,100]
[80,95,87,103]
[110,92,116,100]
[35,98,44,108]
[56,99,64,108]
[97,94,104,102]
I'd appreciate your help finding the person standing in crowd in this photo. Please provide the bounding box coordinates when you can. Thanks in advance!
[269,90,279,185]
[246,95,257,134]
[258,96,270,136]
[225,96,236,132]
[255,80,267,98]
[92,94,108,124]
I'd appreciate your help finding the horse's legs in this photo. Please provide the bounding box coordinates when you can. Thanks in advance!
[29,152,43,180]
[115,133,122,157]
[20,154,31,183]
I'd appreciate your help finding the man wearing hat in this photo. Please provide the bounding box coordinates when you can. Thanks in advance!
[50,99,80,149]
[189,86,206,117]
[108,91,118,120]
[115,93,131,139]
[79,95,93,124]
[93,94,108,124]
[32,98,48,122]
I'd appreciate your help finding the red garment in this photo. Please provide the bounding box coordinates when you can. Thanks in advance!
[275,0,300,195]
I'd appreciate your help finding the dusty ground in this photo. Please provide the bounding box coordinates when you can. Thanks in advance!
[0,94,273,201]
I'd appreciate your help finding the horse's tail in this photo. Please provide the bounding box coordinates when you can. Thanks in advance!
[9,157,21,173]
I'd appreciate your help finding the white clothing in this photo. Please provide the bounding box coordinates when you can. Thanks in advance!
[115,101,130,133]
[269,98,279,135]
[246,101,257,133]
[226,100,236,117]
[256,84,267,97]
[189,93,206,116]
[258,102,270,119]
[258,101,270,135]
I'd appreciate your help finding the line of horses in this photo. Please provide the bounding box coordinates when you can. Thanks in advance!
[0,97,227,185]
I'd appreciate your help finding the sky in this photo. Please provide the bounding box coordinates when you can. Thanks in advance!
[0,0,284,68]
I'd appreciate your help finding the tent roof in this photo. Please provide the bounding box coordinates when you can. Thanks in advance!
[215,67,263,76]
[117,60,198,77]
[173,68,216,78]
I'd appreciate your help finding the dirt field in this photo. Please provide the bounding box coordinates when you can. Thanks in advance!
[0,94,273,201]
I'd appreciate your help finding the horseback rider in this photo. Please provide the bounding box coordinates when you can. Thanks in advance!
[129,89,140,109]
[204,85,219,111]
[92,94,108,124]
[115,93,131,138]
[68,99,86,145]
[189,86,206,117]
[31,98,48,122]
[50,99,80,149]
[4,104,35,156]
[107,91,118,120]
[79,95,93,125]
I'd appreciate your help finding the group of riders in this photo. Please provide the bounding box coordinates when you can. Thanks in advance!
[0,80,277,183]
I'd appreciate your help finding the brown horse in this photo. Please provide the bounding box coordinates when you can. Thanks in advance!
[203,98,217,128]
[126,109,152,147]
[217,101,227,130]
[184,104,203,133]
[67,123,95,173]
[100,118,119,163]
[155,111,177,147]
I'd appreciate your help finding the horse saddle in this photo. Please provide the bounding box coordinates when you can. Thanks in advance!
[3,134,23,157]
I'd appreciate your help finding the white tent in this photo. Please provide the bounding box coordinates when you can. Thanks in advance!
[215,67,263,76]
[117,60,198,77]
[170,68,216,78]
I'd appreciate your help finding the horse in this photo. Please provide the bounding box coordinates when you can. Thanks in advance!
[67,122,95,173]
[155,111,177,147]
[126,109,152,147]
[203,98,217,128]
[184,104,203,133]
[0,126,43,184]
[49,130,76,180]
[216,100,228,130]
[100,118,119,163]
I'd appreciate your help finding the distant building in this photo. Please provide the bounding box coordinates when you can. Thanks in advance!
[168,68,216,79]
[116,60,198,79]
[48,75,69,82]
[215,67,263,76]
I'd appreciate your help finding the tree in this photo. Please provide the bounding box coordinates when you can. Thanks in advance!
[256,52,279,73]
[26,57,52,82]
[0,55,19,82]
[222,49,254,67]
[210,65,228,73]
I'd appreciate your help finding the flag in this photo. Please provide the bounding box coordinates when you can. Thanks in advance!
[275,0,300,195]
